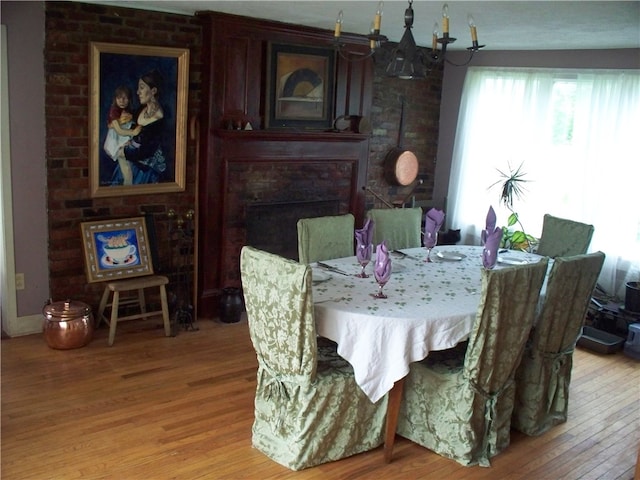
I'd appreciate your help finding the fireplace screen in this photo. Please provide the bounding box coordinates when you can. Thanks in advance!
[246,200,340,261]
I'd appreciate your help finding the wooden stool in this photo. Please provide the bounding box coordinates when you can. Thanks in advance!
[97,275,171,346]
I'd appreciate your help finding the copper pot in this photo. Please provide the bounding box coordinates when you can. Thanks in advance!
[384,147,419,186]
[43,299,94,349]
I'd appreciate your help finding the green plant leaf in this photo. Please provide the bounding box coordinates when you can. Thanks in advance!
[507,213,519,227]
[511,231,527,244]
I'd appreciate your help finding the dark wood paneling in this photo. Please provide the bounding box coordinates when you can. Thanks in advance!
[197,12,373,317]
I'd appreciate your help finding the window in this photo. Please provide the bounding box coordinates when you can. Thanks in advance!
[448,67,640,299]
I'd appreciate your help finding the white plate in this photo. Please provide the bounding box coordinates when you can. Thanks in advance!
[436,251,467,261]
[312,269,332,283]
[498,255,529,265]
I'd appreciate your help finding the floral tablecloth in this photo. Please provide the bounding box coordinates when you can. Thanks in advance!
[313,245,543,403]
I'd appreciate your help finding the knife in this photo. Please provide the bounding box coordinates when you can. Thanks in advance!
[392,249,420,260]
[317,262,350,276]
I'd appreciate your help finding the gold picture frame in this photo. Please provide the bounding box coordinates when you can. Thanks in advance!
[89,42,189,197]
[266,43,335,129]
[80,216,154,283]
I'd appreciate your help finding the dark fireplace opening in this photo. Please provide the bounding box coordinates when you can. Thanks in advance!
[246,200,341,261]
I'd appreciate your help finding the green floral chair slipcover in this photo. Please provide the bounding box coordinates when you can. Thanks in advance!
[396,258,549,467]
[367,207,422,251]
[536,214,594,258]
[297,214,355,264]
[513,251,605,436]
[240,246,387,470]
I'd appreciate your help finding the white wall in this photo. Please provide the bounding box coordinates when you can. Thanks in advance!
[1,1,49,336]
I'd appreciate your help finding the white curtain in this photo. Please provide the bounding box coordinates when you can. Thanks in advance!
[448,67,640,299]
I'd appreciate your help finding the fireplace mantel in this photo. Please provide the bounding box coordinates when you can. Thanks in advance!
[197,12,373,317]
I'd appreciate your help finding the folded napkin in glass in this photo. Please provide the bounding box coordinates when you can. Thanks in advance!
[482,227,502,269]
[355,217,374,247]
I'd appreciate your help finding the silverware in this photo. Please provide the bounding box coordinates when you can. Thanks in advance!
[315,297,346,304]
[317,262,350,276]
[392,249,420,260]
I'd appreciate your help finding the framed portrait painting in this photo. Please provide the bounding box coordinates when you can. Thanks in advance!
[89,42,189,198]
[80,217,154,283]
[266,43,336,130]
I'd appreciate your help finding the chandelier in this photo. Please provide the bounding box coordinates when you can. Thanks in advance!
[333,1,484,79]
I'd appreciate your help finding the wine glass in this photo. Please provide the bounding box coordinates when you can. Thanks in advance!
[373,264,391,299]
[424,230,438,263]
[356,243,373,278]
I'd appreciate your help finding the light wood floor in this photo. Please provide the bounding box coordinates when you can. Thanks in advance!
[2,316,639,480]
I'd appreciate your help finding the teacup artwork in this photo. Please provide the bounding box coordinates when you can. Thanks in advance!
[101,232,136,264]
[104,244,136,264]
[81,217,152,283]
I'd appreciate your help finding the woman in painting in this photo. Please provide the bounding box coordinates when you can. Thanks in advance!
[112,69,167,185]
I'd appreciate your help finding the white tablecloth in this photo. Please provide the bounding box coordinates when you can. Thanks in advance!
[313,245,542,403]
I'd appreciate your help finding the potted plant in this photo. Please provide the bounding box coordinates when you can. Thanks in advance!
[489,162,538,252]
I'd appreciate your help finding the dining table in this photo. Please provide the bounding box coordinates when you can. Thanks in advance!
[312,244,546,462]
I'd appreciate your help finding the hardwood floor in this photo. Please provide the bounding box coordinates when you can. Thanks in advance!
[2,316,639,479]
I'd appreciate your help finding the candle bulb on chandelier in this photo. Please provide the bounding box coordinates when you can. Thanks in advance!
[468,14,478,44]
[374,1,383,32]
[432,22,439,51]
[334,10,344,38]
[370,22,377,50]
[441,3,450,36]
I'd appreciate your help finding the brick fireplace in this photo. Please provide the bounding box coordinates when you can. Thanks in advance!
[211,131,370,296]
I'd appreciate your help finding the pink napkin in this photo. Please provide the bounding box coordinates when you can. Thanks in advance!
[374,240,392,283]
[482,227,502,269]
[355,218,374,263]
[355,217,374,247]
[481,206,497,245]
[424,208,446,238]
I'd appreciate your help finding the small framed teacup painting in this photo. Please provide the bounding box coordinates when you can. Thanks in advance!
[80,216,154,283]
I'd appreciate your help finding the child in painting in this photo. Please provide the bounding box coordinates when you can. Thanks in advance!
[103,85,142,184]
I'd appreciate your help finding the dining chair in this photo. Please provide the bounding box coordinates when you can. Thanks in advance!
[512,251,605,436]
[366,207,422,251]
[240,246,387,470]
[396,258,549,467]
[297,213,355,264]
[536,213,594,258]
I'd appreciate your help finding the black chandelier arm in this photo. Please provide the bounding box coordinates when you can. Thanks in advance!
[334,33,388,62]
[336,46,375,62]
[443,44,485,67]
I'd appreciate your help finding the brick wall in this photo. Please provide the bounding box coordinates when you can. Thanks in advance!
[367,43,443,210]
[43,2,442,312]
[44,2,202,307]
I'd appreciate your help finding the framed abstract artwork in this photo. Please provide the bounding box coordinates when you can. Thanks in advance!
[266,43,336,130]
[89,42,189,197]
[80,217,154,283]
